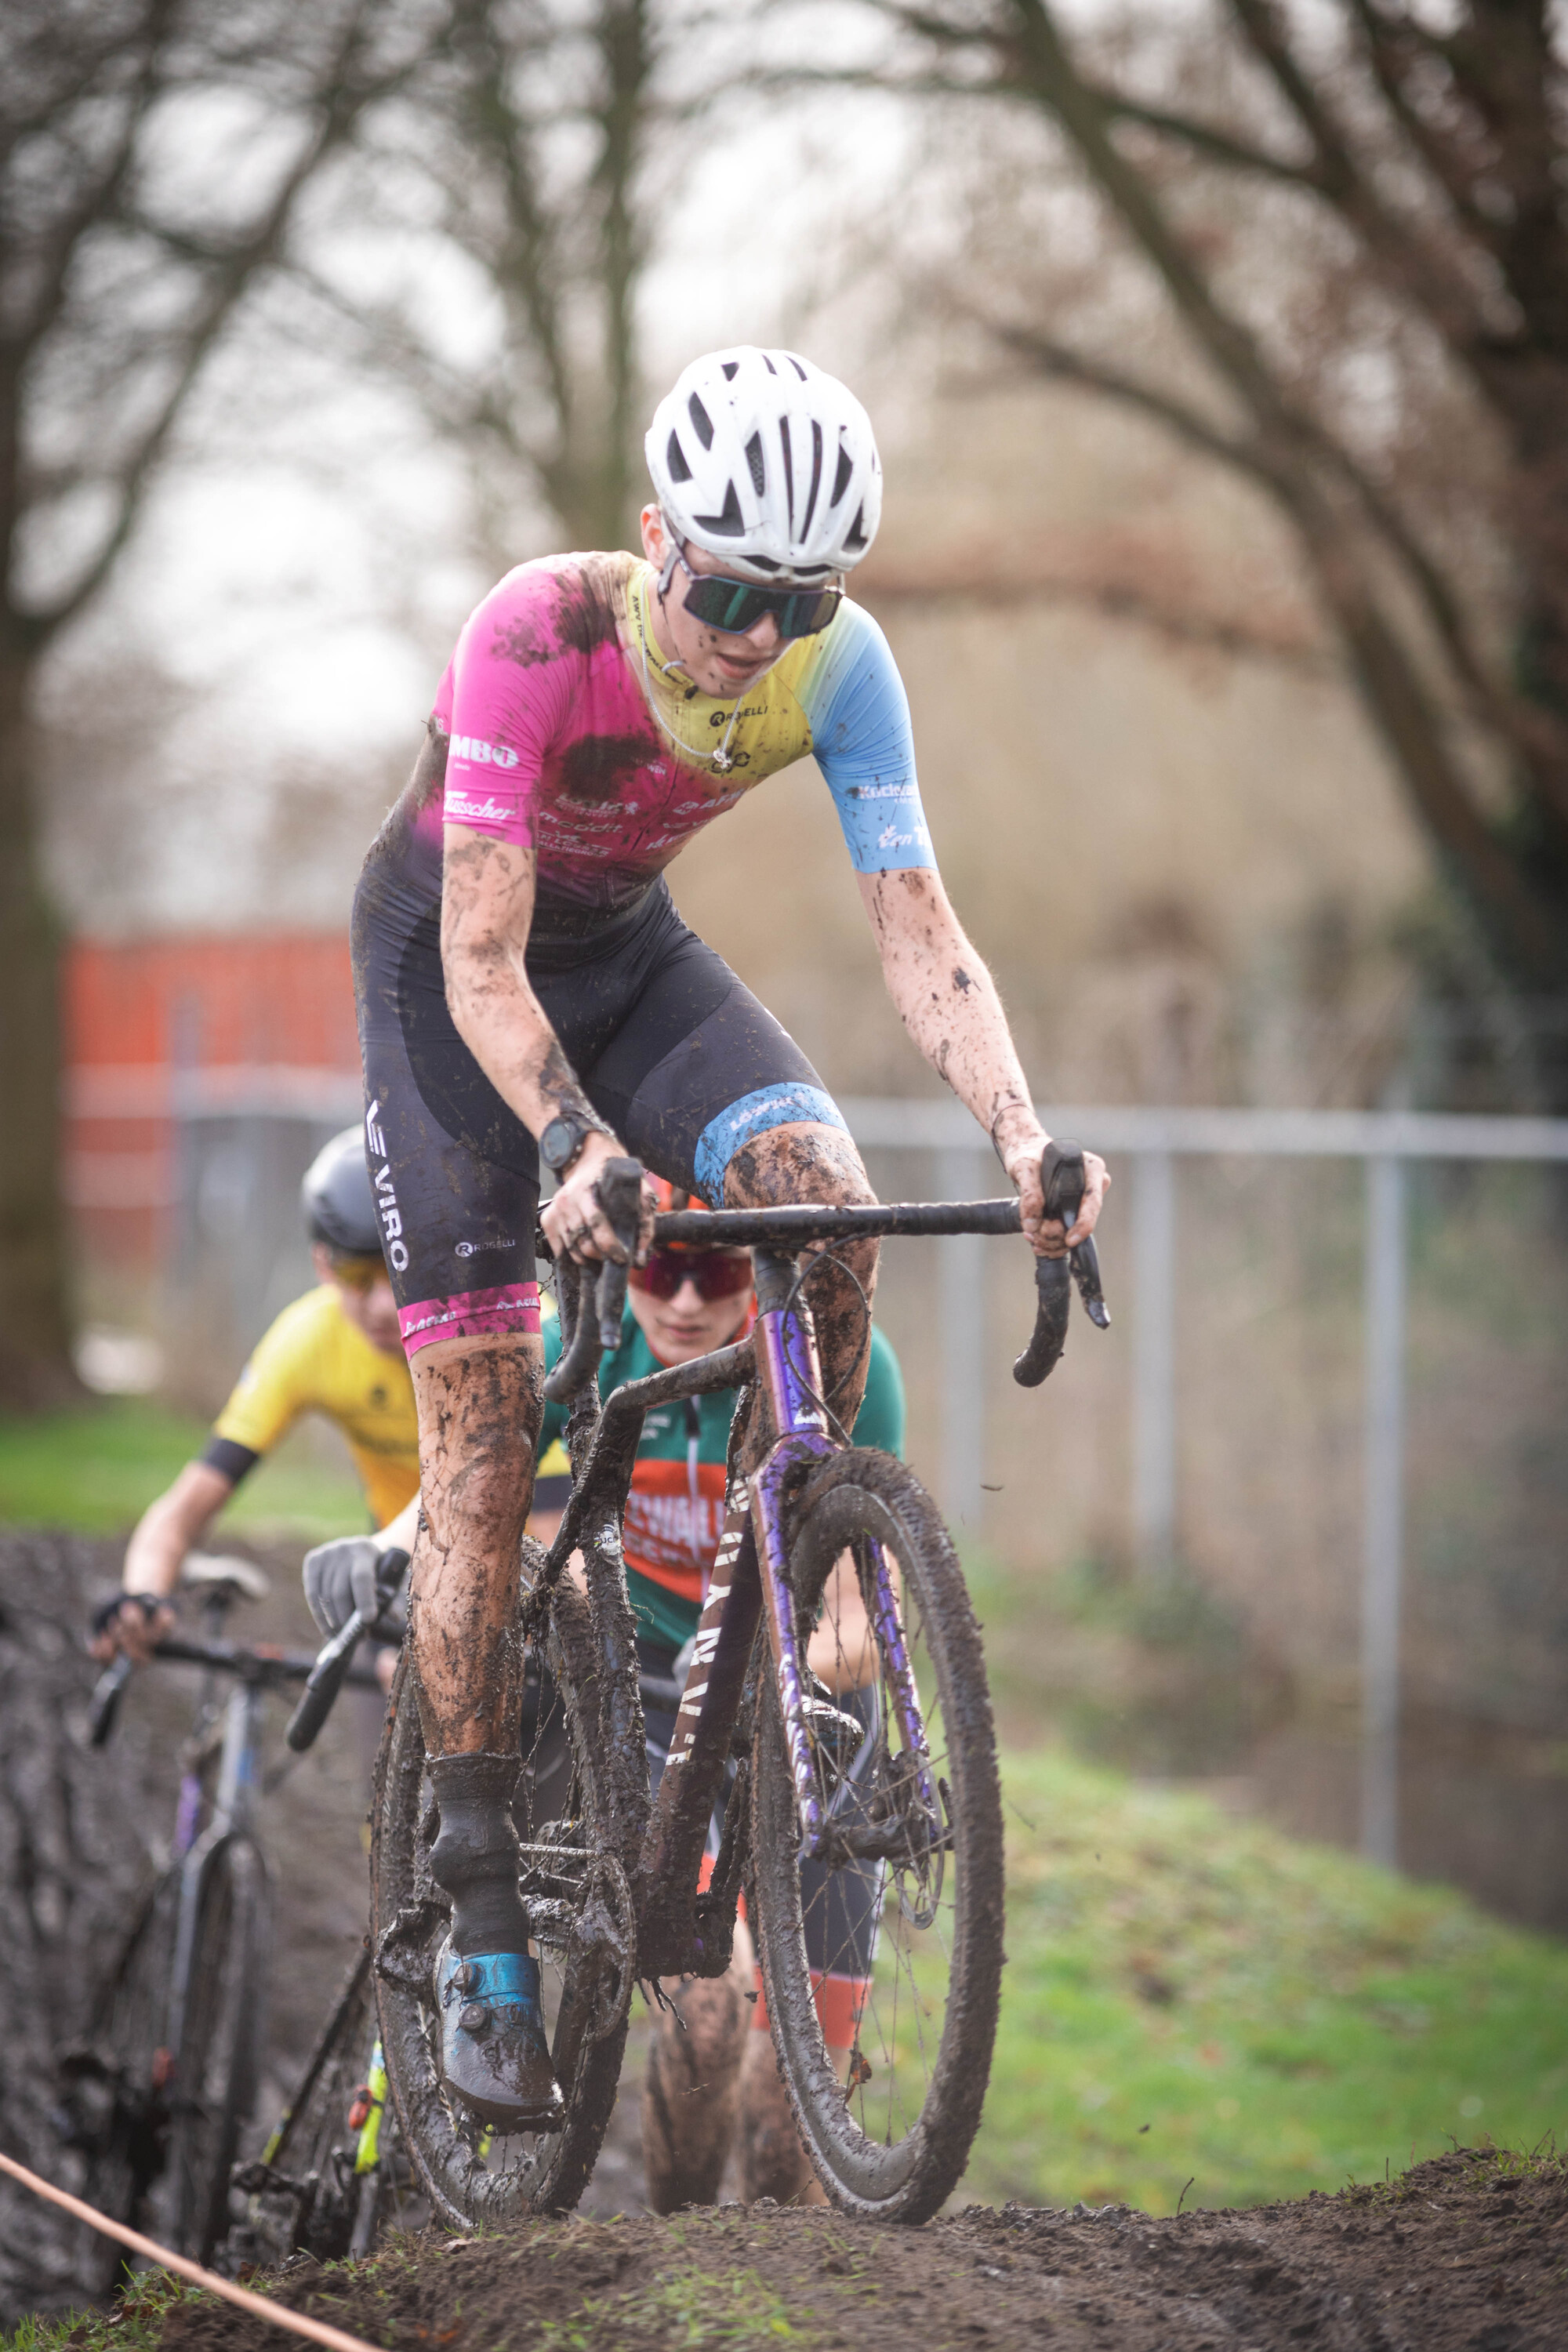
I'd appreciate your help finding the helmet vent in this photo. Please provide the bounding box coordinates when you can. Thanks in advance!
[831,443,854,506]
[762,354,778,373]
[801,419,824,535]
[845,503,867,550]
[744,431,766,495]
[693,481,745,535]
[788,354,808,380]
[779,416,794,528]
[666,431,692,484]
[721,360,739,380]
[688,392,714,449]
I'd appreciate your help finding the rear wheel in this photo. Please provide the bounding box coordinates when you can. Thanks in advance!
[750,1449,1004,2223]
[164,1838,270,2263]
[70,1879,176,2291]
[228,1952,394,2267]
[370,1570,637,2225]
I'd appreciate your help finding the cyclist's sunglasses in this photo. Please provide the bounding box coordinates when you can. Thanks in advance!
[628,1247,755,1304]
[327,1250,387,1292]
[667,541,842,642]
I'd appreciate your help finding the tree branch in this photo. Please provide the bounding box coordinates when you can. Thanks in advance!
[986,319,1284,491]
[1223,0,1490,354]
[24,0,425,643]
[1344,0,1497,246]
[1091,87,1320,191]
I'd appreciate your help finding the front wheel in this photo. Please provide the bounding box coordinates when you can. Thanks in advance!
[750,1450,1004,2223]
[164,1837,270,2263]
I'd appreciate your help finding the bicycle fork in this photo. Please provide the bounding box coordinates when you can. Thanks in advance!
[166,1679,263,2063]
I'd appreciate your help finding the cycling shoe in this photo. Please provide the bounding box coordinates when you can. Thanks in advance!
[434,1941,563,2132]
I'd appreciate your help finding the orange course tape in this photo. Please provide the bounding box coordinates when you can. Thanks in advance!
[0,2151,386,2352]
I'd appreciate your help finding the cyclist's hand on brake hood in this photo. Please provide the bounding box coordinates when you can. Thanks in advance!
[89,1591,176,1666]
[539,1130,655,1267]
[1000,1125,1111,1259]
[304,1535,410,1640]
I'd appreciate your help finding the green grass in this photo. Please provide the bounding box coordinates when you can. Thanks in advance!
[0,1398,369,1541]
[969,1744,1568,2214]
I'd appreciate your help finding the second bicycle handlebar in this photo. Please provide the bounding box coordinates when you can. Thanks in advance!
[88,1633,386,1749]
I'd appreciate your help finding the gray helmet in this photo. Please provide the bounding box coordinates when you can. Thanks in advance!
[302,1127,382,1256]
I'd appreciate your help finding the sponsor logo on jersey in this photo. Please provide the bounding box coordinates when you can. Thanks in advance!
[851,781,919,800]
[877,822,931,851]
[456,1238,516,1256]
[448,735,520,769]
[446,792,516,826]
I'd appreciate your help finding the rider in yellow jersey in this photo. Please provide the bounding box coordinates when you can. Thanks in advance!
[93,1129,421,1662]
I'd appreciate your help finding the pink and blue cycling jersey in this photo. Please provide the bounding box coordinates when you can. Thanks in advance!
[417,550,935,922]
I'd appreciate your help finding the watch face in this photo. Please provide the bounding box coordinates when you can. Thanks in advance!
[540,1116,580,1172]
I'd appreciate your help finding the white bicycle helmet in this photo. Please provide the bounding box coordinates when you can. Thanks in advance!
[645,347,882,582]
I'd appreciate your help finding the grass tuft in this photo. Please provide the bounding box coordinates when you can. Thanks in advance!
[971,1747,1568,2213]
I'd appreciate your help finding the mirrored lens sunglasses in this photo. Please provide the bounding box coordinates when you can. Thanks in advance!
[675,546,842,641]
[628,1248,754,1303]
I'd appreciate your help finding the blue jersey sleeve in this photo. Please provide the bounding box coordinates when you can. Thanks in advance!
[797,601,936,873]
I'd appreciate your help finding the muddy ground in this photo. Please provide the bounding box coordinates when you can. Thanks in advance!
[152,2151,1568,2350]
[5,1530,1568,2347]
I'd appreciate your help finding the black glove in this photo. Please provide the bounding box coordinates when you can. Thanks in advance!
[303,1537,409,1640]
[90,1591,171,1639]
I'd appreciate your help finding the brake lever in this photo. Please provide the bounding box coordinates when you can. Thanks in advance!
[1012,1138,1111,1388]
[540,1156,644,1402]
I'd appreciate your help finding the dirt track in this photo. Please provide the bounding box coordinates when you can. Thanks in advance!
[151,2151,1567,2351]
[6,1530,1568,2347]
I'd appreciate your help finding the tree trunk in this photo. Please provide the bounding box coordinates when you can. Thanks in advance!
[0,625,78,1407]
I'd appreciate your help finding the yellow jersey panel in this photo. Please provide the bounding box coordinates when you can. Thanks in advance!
[212,1285,420,1529]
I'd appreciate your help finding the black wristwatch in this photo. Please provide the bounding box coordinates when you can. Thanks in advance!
[539,1112,600,1178]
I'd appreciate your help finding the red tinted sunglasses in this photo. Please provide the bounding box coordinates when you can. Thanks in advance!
[629,1248,754,1303]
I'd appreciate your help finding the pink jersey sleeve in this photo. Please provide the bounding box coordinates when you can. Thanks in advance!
[437,565,583,846]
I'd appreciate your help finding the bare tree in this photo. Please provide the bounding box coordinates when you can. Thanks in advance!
[296,0,694,557]
[817,0,1568,1094]
[0,0,445,1402]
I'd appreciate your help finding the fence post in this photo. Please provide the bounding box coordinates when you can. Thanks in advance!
[1132,1148,1177,1576]
[1362,1152,1407,1867]
[937,1144,988,1540]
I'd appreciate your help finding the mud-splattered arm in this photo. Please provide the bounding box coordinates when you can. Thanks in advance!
[441,824,600,1140]
[441,823,647,1265]
[855,865,1109,1254]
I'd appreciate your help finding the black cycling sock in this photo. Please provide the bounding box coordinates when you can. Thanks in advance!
[427,1752,530,1955]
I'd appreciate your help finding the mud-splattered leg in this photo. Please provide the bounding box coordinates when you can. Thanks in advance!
[641,1926,755,2212]
[738,2027,827,2206]
[408,1331,544,1753]
[721,1122,879,1461]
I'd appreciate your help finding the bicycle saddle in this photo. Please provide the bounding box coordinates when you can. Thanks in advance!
[182,1552,271,1603]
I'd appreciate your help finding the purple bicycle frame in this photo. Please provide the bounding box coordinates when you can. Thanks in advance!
[629,1260,935,1975]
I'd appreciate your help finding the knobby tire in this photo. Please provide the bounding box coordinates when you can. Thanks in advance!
[369,1559,633,2226]
[750,1449,1004,2223]
[164,1837,270,2264]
